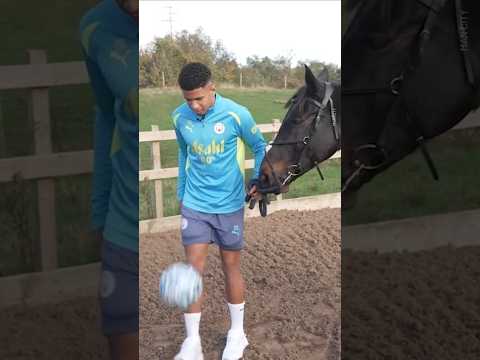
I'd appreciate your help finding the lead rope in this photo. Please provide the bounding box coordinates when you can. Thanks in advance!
[341,164,365,193]
[403,97,440,181]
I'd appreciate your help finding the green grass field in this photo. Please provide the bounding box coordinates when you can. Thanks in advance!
[343,127,480,225]
[139,87,341,219]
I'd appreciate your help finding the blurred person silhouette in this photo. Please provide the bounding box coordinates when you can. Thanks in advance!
[79,1,139,359]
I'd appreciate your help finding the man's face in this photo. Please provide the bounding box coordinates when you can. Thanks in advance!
[118,0,139,21]
[182,82,216,116]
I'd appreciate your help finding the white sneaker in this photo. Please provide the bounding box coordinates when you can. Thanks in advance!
[174,336,204,360]
[222,330,249,360]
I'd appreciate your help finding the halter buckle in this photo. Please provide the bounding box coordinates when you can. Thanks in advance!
[287,164,302,176]
[390,75,404,95]
[353,143,388,170]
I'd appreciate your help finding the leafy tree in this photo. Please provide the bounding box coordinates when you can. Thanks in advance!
[139,28,340,89]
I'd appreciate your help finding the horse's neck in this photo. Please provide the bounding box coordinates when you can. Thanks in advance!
[343,0,366,39]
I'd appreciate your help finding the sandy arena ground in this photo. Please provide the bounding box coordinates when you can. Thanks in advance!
[0,297,108,360]
[140,209,341,360]
[342,246,480,360]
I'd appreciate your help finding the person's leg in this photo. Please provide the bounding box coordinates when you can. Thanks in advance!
[174,243,209,360]
[184,243,209,314]
[213,208,249,360]
[219,249,249,360]
[220,249,245,305]
[175,206,213,359]
[220,249,246,331]
[213,208,245,306]
[99,240,139,360]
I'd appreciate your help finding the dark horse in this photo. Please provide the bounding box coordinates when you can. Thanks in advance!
[258,65,341,195]
[342,0,480,205]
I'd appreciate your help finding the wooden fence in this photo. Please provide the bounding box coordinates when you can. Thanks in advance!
[343,208,480,253]
[139,121,342,234]
[2,49,480,270]
[138,108,480,232]
[0,50,91,271]
[138,121,342,224]
[2,52,480,306]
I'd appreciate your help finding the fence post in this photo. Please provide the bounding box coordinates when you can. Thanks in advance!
[151,125,164,218]
[28,49,57,271]
[272,118,283,201]
[0,97,6,158]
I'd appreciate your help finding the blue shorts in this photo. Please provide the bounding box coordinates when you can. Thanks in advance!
[180,206,245,250]
[99,240,139,336]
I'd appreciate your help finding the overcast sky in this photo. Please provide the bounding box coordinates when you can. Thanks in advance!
[140,0,341,66]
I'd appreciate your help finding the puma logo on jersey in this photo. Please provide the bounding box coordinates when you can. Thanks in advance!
[110,39,131,67]
[110,50,131,66]
[185,120,194,132]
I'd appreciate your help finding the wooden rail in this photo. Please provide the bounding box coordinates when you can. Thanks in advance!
[0,50,90,271]
[1,49,479,271]
[138,119,341,221]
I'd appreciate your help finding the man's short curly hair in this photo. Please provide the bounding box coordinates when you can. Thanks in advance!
[178,63,212,90]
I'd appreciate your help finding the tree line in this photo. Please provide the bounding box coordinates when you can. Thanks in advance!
[140,28,340,89]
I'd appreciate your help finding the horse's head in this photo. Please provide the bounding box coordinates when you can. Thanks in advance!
[342,0,480,199]
[259,65,340,194]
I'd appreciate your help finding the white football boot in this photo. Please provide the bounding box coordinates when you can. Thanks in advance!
[222,330,249,360]
[174,336,204,360]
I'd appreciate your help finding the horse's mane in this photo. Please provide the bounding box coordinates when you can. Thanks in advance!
[285,80,341,113]
[345,0,424,50]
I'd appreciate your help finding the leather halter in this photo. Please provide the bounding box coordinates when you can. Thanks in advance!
[342,0,478,192]
[261,82,339,193]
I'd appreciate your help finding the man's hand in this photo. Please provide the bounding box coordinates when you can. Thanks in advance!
[245,179,269,217]
[245,178,268,216]
[246,178,262,202]
[247,184,263,201]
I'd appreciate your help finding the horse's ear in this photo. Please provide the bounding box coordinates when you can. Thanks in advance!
[304,65,324,97]
[317,68,329,82]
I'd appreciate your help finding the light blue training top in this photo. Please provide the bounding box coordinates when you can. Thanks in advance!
[79,0,139,252]
[172,94,266,213]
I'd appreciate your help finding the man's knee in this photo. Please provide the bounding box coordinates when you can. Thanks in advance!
[188,256,207,273]
[185,244,209,273]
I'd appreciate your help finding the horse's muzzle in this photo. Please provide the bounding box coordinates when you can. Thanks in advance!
[257,184,290,195]
[257,174,290,195]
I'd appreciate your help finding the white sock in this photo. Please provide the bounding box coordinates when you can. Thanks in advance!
[184,312,201,339]
[227,302,245,334]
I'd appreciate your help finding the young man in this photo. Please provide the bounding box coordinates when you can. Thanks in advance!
[172,63,266,360]
[79,1,139,360]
